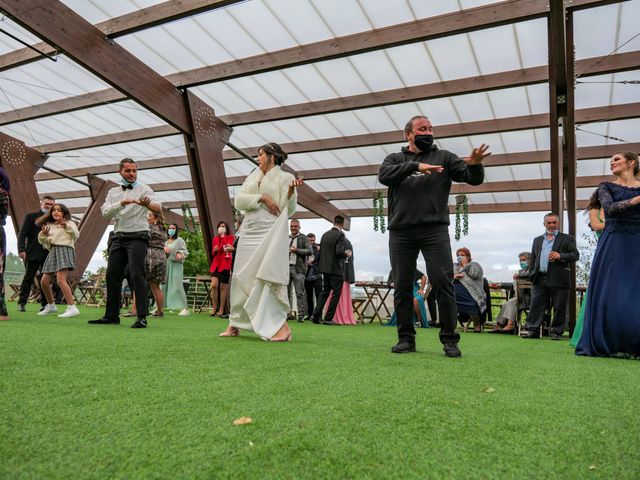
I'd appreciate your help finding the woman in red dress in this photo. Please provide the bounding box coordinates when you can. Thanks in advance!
[210,221,233,317]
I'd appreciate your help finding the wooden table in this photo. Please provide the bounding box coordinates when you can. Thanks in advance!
[354,281,393,324]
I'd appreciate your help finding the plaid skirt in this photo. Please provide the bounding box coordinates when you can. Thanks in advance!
[42,245,76,273]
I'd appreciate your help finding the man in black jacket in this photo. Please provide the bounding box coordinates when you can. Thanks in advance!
[16,195,55,312]
[379,115,490,357]
[522,213,579,340]
[311,215,349,326]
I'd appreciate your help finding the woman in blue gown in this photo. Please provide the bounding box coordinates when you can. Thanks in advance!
[576,152,640,357]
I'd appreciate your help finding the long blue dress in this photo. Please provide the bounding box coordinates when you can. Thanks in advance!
[576,182,640,357]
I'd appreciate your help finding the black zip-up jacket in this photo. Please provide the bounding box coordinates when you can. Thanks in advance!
[378,146,484,230]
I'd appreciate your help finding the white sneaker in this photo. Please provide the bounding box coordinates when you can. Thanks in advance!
[178,308,190,316]
[37,304,58,316]
[58,305,80,318]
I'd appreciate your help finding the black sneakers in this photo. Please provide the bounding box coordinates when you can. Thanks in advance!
[88,318,120,325]
[131,318,147,329]
[391,341,416,354]
[443,342,462,358]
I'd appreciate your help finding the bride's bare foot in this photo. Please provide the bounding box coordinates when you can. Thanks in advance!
[271,324,292,342]
[219,325,239,337]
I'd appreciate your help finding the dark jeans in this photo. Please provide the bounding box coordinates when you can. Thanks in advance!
[389,224,460,345]
[312,273,343,323]
[305,277,322,318]
[18,258,47,306]
[105,235,149,321]
[525,274,568,335]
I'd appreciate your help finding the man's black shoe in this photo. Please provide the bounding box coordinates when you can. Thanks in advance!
[550,332,563,340]
[131,318,147,329]
[391,341,416,354]
[443,342,462,358]
[312,318,321,324]
[17,304,25,312]
[521,330,540,339]
[88,318,120,325]
[323,321,339,326]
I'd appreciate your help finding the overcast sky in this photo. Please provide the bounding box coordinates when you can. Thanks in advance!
[4,209,594,284]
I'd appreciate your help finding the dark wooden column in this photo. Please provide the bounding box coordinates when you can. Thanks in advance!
[548,0,567,225]
[565,10,578,335]
[0,133,45,234]
[184,91,234,260]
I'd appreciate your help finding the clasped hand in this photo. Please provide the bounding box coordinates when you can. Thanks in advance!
[121,196,151,208]
[548,251,561,262]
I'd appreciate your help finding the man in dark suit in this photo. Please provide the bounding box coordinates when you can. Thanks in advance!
[311,215,349,325]
[522,213,579,340]
[16,195,55,312]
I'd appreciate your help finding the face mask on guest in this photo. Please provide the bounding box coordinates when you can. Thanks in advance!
[520,261,529,270]
[218,227,226,235]
[456,255,464,263]
[167,229,176,236]
[41,208,50,214]
[414,134,434,152]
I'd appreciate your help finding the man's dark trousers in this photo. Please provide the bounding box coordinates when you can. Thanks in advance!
[389,224,459,345]
[525,273,568,335]
[312,274,343,323]
[104,234,149,320]
[305,277,322,317]
[18,259,47,307]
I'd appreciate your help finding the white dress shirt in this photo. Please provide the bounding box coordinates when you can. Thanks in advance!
[101,182,160,233]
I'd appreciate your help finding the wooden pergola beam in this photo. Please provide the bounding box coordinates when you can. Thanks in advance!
[44,174,614,203]
[4,49,639,128]
[292,200,591,219]
[35,142,639,187]
[30,101,640,155]
[0,0,248,72]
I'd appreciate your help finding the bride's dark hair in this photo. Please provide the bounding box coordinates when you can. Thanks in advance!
[260,142,288,166]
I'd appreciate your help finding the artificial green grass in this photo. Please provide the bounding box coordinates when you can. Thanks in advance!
[1,303,638,480]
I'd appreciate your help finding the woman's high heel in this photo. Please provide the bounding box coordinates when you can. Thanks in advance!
[219,326,239,337]
[271,331,292,342]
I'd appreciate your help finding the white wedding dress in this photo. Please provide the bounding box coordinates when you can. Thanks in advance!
[229,166,296,340]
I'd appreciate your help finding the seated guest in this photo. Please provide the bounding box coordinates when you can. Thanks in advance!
[490,252,532,334]
[453,247,486,332]
[386,269,429,328]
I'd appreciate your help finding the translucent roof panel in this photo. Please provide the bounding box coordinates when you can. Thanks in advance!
[0,55,110,109]
[41,136,186,171]
[60,0,166,24]
[3,101,164,147]
[0,19,43,55]
[574,2,640,61]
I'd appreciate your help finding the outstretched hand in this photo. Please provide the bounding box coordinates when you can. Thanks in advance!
[288,178,304,199]
[463,144,491,165]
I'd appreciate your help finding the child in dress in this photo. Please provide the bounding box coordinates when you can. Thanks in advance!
[37,203,80,318]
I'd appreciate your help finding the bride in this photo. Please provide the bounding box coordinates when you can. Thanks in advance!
[219,142,303,342]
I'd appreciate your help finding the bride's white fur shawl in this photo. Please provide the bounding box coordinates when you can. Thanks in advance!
[235,166,297,217]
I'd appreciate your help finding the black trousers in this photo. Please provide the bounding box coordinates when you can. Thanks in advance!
[305,277,322,318]
[389,224,459,345]
[524,274,568,335]
[105,235,149,320]
[18,258,47,306]
[312,273,343,323]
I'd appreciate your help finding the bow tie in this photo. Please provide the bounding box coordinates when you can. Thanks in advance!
[122,184,133,190]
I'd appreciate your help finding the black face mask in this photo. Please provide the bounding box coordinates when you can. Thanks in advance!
[414,134,434,152]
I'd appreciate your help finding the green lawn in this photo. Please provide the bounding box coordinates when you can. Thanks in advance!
[1,303,638,479]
